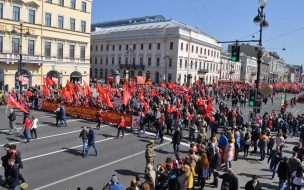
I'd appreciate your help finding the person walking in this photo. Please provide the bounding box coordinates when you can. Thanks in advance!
[145,140,155,166]
[268,145,283,180]
[291,165,304,190]
[59,105,67,127]
[85,126,98,157]
[116,115,125,138]
[210,147,221,188]
[172,128,182,154]
[22,115,31,144]
[30,116,38,140]
[54,104,61,127]
[199,153,209,190]
[277,156,291,190]
[138,111,146,135]
[78,126,88,157]
[9,145,25,184]
[96,109,103,130]
[224,139,235,171]
[159,120,166,144]
[6,158,20,190]
[245,175,262,190]
[257,132,268,161]
[292,142,304,162]
[214,168,239,190]
[7,109,19,135]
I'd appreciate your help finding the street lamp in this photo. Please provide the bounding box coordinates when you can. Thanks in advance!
[253,0,269,89]
[219,60,223,81]
[12,20,31,92]
[126,45,133,81]
[163,53,170,83]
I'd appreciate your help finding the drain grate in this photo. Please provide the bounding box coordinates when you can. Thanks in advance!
[246,159,261,164]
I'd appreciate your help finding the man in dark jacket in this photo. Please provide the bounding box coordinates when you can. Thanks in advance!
[172,128,182,154]
[245,175,262,190]
[7,109,19,135]
[268,145,283,179]
[277,156,291,190]
[210,147,221,188]
[251,126,260,153]
[1,144,11,185]
[9,145,25,184]
[78,126,88,157]
[292,142,304,162]
[214,168,239,190]
[6,158,20,190]
[54,104,61,127]
[85,126,98,157]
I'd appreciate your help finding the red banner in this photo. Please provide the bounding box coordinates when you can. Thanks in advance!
[41,101,133,127]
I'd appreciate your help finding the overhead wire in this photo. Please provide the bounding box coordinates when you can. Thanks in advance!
[186,0,210,35]
[264,26,304,43]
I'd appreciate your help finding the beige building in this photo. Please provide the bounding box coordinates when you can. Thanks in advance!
[0,0,92,91]
[90,15,222,86]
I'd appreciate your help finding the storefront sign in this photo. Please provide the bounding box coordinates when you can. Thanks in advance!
[15,55,41,60]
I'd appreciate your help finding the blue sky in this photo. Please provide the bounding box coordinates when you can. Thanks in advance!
[91,0,304,66]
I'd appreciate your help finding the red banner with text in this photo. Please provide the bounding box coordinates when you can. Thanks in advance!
[41,101,133,127]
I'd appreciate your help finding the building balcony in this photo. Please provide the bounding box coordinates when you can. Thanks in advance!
[119,63,145,70]
[197,69,209,74]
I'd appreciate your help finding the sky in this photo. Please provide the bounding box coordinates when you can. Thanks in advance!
[91,0,304,67]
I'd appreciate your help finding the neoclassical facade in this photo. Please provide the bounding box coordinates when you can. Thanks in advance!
[0,0,92,91]
[90,16,222,85]
[239,53,258,83]
[219,52,241,81]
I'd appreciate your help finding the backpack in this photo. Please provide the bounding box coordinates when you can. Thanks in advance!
[245,138,251,145]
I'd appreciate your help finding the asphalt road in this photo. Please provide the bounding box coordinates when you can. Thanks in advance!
[0,92,302,190]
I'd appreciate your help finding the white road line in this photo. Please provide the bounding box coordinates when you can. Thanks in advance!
[41,116,53,118]
[294,108,301,116]
[0,119,82,132]
[0,123,111,146]
[32,141,170,190]
[145,131,190,147]
[23,133,132,161]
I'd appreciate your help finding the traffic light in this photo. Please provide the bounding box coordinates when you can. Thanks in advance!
[231,46,240,62]
[199,78,203,83]
[248,111,256,122]
[248,88,256,107]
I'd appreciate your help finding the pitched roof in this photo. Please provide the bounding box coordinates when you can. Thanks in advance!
[26,1,39,8]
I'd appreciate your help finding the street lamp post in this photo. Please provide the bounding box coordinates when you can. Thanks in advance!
[163,53,170,83]
[127,45,133,81]
[219,60,223,82]
[12,20,31,92]
[253,0,269,89]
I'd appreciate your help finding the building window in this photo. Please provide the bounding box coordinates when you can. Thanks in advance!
[0,4,3,18]
[125,57,128,64]
[195,61,197,69]
[70,18,75,31]
[119,45,121,51]
[81,1,86,12]
[148,43,151,50]
[191,45,194,53]
[58,16,64,29]
[112,57,114,64]
[69,45,75,59]
[80,46,85,61]
[46,0,52,3]
[28,10,35,24]
[44,42,51,57]
[204,49,206,55]
[106,57,108,64]
[133,44,136,50]
[126,44,128,50]
[57,43,63,60]
[12,6,20,21]
[208,49,210,56]
[141,44,143,50]
[217,52,219,58]
[28,40,34,55]
[181,43,183,50]
[148,58,151,66]
[203,62,206,69]
[95,45,97,51]
[170,42,173,50]
[200,48,202,54]
[169,58,172,67]
[186,44,188,51]
[140,58,143,65]
[58,0,64,6]
[196,47,198,54]
[132,57,135,64]
[95,57,97,64]
[179,59,182,68]
[70,0,75,9]
[45,13,51,26]
[100,58,103,64]
[156,58,160,66]
[211,50,213,57]
[100,69,103,78]
[199,62,201,69]
[118,57,121,64]
[81,21,86,32]
[157,43,160,50]
[12,38,19,54]
[191,61,193,68]
[0,36,2,53]
[185,60,187,67]
[101,45,103,51]
[112,45,115,51]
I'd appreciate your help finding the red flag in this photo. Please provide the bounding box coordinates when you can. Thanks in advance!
[61,87,72,100]
[76,83,86,97]
[140,88,144,101]
[83,80,92,98]
[103,93,113,108]
[194,80,199,85]
[43,77,55,85]
[160,83,166,88]
[42,85,50,96]
[25,91,32,98]
[7,95,28,113]
[96,82,106,95]
[168,82,175,89]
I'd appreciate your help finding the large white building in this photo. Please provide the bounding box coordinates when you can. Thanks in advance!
[239,53,258,83]
[90,15,222,85]
[220,52,241,81]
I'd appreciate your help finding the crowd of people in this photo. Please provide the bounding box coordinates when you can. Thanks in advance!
[1,80,304,190]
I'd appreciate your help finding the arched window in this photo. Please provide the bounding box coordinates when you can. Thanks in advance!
[138,70,142,76]
[146,71,150,80]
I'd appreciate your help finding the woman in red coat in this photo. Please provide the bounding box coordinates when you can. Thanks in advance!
[23,115,31,144]
[116,115,125,138]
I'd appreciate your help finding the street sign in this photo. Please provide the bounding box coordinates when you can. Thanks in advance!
[18,76,23,81]
[280,94,286,106]
[260,84,273,97]
[248,111,256,122]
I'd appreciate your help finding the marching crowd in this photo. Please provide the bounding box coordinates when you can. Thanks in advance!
[0,81,304,190]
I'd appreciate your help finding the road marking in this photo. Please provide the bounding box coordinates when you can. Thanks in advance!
[0,123,112,146]
[23,133,132,162]
[32,141,170,190]
[0,119,82,132]
[41,116,53,118]
[145,131,190,147]
[294,108,300,116]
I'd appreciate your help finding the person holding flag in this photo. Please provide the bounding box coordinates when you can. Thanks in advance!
[7,109,19,135]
